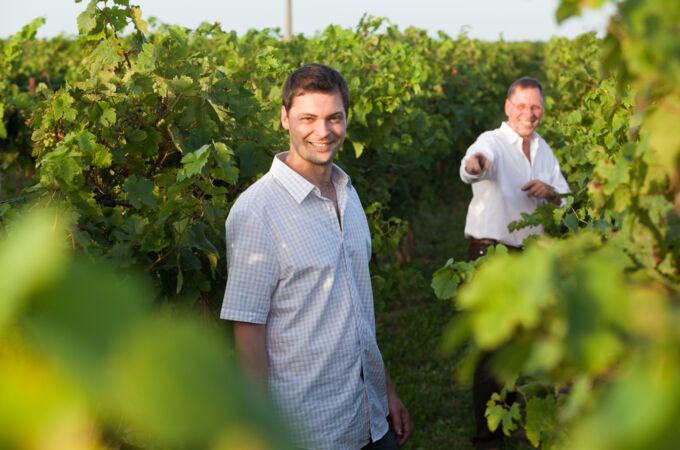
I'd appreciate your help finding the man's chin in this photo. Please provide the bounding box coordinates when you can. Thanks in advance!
[307,148,338,165]
[313,157,335,167]
[520,127,536,137]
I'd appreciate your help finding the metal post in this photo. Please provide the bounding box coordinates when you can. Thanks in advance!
[284,0,292,41]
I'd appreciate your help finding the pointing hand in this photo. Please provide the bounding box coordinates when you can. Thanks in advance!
[465,153,490,175]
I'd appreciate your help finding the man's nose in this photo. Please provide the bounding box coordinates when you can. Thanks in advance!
[314,120,331,136]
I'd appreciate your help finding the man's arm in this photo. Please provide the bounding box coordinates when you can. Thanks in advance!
[233,321,268,386]
[460,137,495,184]
[521,180,561,205]
[522,152,570,205]
[221,206,278,387]
[385,369,412,446]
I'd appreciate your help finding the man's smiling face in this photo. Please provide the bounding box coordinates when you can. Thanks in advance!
[281,90,347,168]
[505,86,544,139]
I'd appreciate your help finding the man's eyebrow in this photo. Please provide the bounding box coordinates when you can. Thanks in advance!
[297,111,345,118]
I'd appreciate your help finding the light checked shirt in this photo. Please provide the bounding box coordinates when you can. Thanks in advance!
[221,153,389,450]
[460,122,570,247]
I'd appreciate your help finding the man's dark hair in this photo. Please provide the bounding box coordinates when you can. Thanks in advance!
[282,63,350,115]
[507,76,544,99]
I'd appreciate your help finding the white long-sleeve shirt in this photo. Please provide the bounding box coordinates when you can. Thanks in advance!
[460,122,570,247]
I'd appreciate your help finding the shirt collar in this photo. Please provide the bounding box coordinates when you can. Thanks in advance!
[500,121,538,145]
[270,152,352,204]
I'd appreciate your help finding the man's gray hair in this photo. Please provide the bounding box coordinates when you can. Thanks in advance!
[507,77,543,99]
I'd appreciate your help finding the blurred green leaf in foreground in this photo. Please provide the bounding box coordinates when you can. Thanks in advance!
[0,206,293,449]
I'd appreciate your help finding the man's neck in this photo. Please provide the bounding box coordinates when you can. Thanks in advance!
[282,152,340,225]
[522,137,531,162]
[283,152,334,189]
[504,121,534,141]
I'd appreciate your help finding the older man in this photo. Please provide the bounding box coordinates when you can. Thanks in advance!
[460,76,569,449]
[221,64,411,450]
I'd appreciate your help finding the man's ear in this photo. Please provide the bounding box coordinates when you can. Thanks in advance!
[504,99,511,118]
[281,105,290,130]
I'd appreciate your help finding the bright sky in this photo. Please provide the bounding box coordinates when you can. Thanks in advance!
[1,0,616,41]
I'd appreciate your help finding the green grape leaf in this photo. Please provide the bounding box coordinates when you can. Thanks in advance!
[563,212,580,232]
[502,402,521,436]
[127,129,148,143]
[485,398,520,436]
[177,145,210,181]
[525,396,556,447]
[3,18,45,63]
[168,75,196,96]
[39,144,82,187]
[77,131,112,168]
[52,92,77,122]
[135,42,157,73]
[100,106,117,127]
[212,142,239,185]
[107,316,280,447]
[124,176,157,209]
[113,214,149,241]
[77,0,98,35]
[646,94,680,177]
[485,402,505,433]
[595,157,630,195]
[353,141,366,158]
[205,97,230,124]
[185,223,219,278]
[185,223,218,254]
[106,6,129,31]
[130,6,148,35]
[457,248,553,349]
[0,209,70,331]
[87,39,123,76]
[431,258,460,300]
[21,259,154,389]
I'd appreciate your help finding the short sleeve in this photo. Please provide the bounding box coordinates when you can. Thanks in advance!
[220,206,280,324]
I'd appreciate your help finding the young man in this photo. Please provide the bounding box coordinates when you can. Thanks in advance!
[460,77,570,450]
[221,64,411,450]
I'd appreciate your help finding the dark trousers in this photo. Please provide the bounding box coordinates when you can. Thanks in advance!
[297,428,398,450]
[468,238,521,450]
[361,429,399,450]
[472,352,504,449]
[467,238,522,261]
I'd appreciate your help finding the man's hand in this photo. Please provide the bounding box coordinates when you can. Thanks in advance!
[465,153,490,175]
[521,180,559,204]
[386,376,412,446]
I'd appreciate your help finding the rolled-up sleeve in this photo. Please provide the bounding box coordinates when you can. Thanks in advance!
[550,158,570,195]
[220,207,279,324]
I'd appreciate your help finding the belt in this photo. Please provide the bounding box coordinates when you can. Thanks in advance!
[469,237,523,251]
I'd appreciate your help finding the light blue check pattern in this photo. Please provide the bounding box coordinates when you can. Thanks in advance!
[221,153,389,450]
